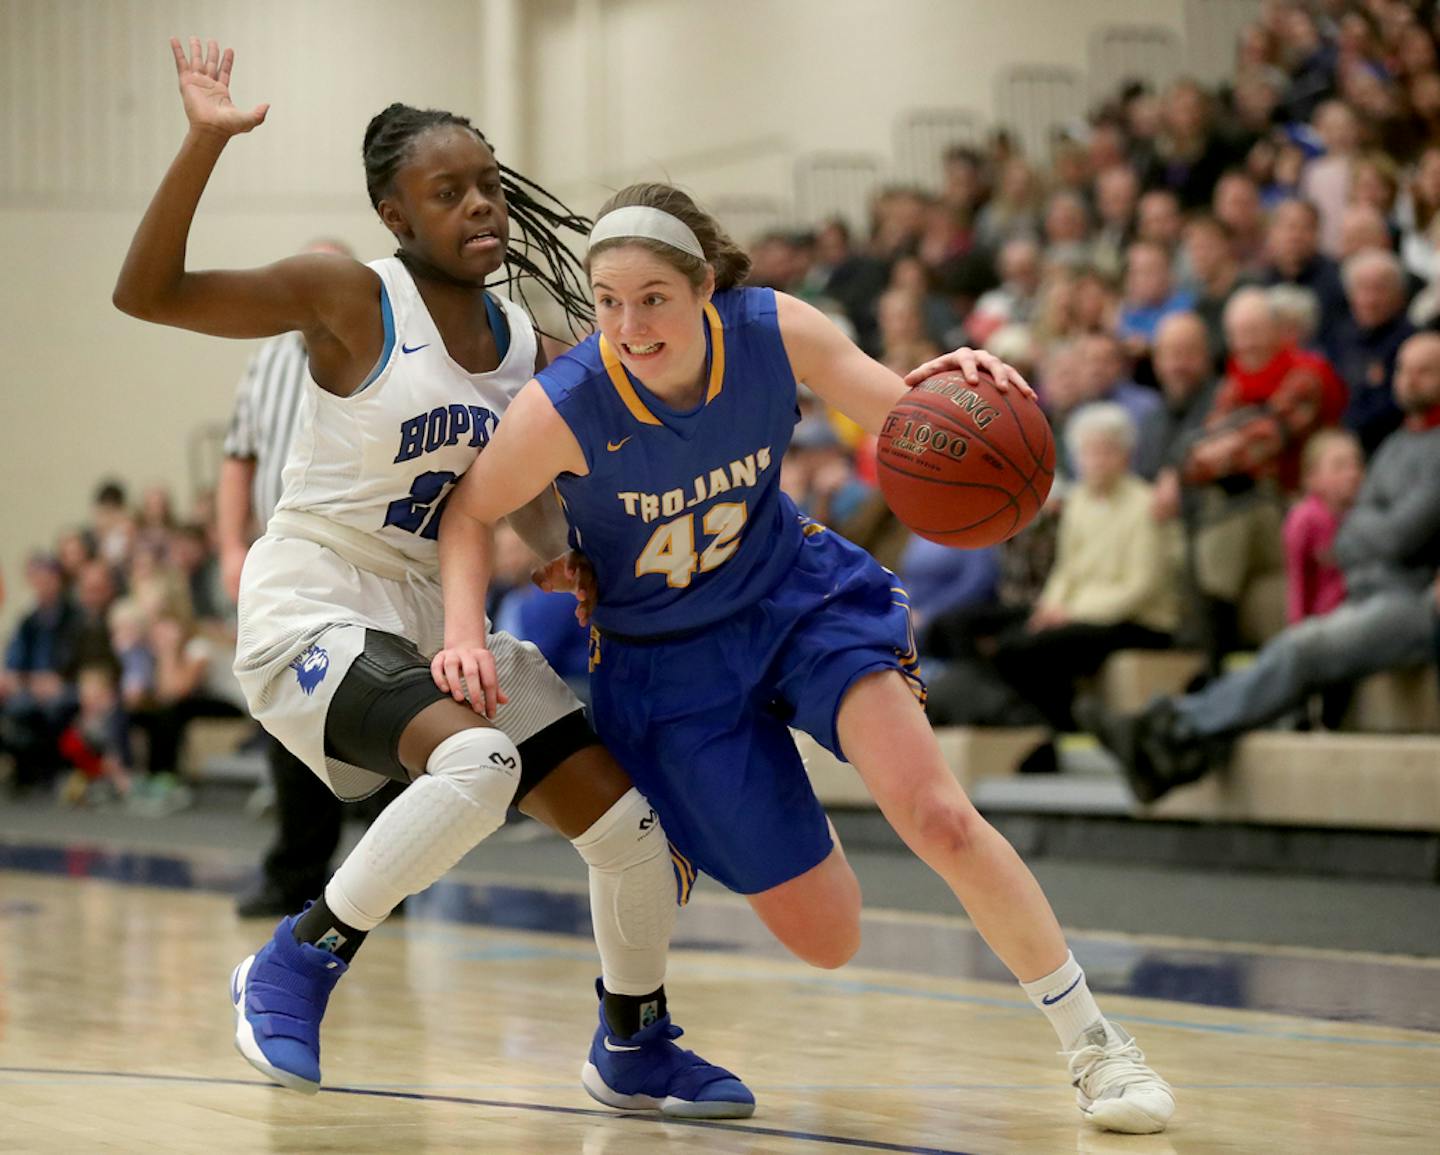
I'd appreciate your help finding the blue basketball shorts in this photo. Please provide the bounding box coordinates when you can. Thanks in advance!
[589,525,926,896]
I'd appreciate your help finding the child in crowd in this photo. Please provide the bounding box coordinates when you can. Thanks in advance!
[108,598,156,711]
[1283,429,1365,624]
[56,666,133,805]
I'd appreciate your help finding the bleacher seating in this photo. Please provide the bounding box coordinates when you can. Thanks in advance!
[1096,650,1207,714]
[1150,731,1440,830]
[804,645,1440,834]
[181,717,264,783]
[1343,667,1440,734]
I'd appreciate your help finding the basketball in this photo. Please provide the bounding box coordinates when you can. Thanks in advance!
[876,370,1055,548]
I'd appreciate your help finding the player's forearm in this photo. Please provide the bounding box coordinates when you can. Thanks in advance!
[807,353,907,435]
[505,486,571,563]
[113,128,228,321]
[438,504,498,647]
[216,457,257,550]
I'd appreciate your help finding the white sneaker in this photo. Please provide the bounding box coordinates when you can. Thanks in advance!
[1066,1022,1174,1134]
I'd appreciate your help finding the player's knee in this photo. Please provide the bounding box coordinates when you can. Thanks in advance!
[800,924,862,970]
[424,726,522,816]
[772,878,862,969]
[572,788,674,951]
[908,791,985,861]
[779,914,860,969]
[573,787,666,869]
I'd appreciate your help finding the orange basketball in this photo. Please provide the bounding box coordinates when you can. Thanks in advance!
[876,370,1055,548]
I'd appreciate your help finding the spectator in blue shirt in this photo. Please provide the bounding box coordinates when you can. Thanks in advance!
[1259,199,1351,344]
[1331,248,1414,456]
[1,554,81,793]
[898,537,1001,647]
[1117,239,1197,355]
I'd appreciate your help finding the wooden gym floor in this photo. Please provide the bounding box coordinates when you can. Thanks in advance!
[1,839,1438,1154]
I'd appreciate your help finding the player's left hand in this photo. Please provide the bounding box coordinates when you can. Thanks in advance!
[904,348,1035,401]
[430,641,509,719]
[532,550,598,627]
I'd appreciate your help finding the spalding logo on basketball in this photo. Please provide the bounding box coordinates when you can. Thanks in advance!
[877,369,1055,548]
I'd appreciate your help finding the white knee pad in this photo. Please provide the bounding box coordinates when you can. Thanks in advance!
[572,788,676,995]
[326,727,521,930]
[426,727,523,810]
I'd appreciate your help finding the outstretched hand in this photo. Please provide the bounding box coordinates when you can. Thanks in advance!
[170,37,269,138]
[904,347,1036,402]
[533,550,598,628]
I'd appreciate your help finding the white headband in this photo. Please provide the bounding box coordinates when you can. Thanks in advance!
[587,205,706,260]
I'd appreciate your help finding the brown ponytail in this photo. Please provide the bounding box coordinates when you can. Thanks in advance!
[586,183,751,291]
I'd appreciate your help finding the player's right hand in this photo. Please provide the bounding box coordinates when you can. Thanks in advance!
[171,37,269,138]
[431,642,509,719]
[532,550,598,627]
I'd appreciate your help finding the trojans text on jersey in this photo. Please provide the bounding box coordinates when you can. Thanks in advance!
[616,446,774,524]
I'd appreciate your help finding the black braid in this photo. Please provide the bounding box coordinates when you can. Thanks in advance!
[362,103,593,338]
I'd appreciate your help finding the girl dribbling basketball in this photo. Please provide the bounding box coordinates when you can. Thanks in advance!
[434,182,1177,1135]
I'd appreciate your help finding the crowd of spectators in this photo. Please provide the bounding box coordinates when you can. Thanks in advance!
[7,1,1440,808]
[0,480,588,808]
[1,480,242,808]
[756,0,1440,790]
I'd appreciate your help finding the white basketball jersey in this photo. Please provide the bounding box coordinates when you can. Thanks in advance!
[272,257,537,565]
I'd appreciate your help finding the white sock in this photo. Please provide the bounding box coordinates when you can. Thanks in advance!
[1020,951,1106,1050]
[326,729,520,930]
[570,788,674,996]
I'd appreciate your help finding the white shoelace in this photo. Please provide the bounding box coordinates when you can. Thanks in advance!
[1064,1036,1173,1099]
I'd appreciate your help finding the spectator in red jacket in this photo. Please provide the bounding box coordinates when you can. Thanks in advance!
[1183,287,1347,494]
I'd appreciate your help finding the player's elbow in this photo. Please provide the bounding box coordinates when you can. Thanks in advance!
[112,279,166,322]
[111,280,147,318]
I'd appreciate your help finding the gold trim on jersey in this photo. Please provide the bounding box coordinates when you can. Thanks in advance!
[702,301,725,402]
[889,583,928,707]
[669,843,697,906]
[598,302,726,426]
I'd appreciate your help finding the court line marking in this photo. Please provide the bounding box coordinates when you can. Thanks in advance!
[5,1073,1436,1094]
[8,873,1440,1045]
[418,863,1440,970]
[777,975,1440,1051]
[364,937,1440,1050]
[0,1066,978,1155]
[5,822,1437,969]
[7,849,1440,1039]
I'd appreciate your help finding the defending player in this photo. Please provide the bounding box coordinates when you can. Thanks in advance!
[112,41,752,1117]
[436,183,1177,1134]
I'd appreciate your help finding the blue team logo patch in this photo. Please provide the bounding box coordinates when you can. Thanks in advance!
[291,645,330,695]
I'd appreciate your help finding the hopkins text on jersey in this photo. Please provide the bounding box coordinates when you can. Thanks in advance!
[394,404,498,464]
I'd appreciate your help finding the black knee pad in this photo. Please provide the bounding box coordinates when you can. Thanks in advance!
[324,629,602,799]
[324,630,447,782]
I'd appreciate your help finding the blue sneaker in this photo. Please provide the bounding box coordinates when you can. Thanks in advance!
[581,980,755,1119]
[230,912,346,1094]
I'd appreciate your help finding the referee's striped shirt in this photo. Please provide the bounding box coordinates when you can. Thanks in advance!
[223,332,309,529]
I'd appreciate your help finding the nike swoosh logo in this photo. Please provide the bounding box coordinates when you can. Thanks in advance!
[402,342,429,355]
[1042,975,1084,1006]
[607,437,632,452]
[603,1037,642,1052]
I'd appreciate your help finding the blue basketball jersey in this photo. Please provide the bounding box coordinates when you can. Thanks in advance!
[537,287,802,637]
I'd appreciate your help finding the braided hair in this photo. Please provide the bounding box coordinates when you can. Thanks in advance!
[362,103,593,337]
